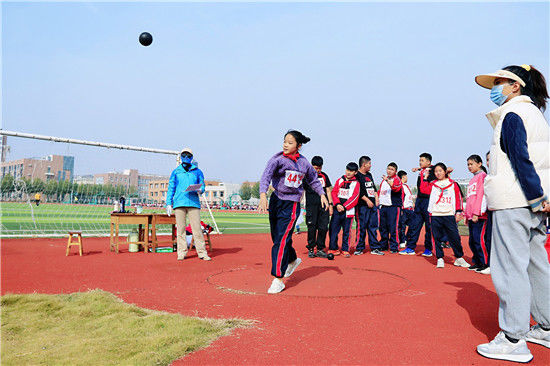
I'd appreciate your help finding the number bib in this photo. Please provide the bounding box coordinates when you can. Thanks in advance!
[438,190,454,211]
[467,183,477,198]
[284,170,305,188]
[366,188,376,197]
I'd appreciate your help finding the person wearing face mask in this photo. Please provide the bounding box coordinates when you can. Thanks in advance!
[474,65,550,363]
[166,148,210,261]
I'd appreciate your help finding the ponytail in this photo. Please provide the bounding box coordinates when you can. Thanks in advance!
[503,65,549,111]
[467,154,487,173]
[284,130,311,146]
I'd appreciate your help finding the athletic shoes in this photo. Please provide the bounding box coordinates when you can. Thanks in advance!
[436,258,445,268]
[316,249,328,258]
[308,249,316,258]
[399,242,406,248]
[525,324,550,348]
[177,255,185,261]
[441,242,451,249]
[342,251,351,258]
[328,249,341,256]
[399,248,415,255]
[267,278,285,294]
[477,266,491,275]
[390,250,398,254]
[454,257,470,268]
[199,255,212,261]
[421,250,433,257]
[353,250,364,256]
[284,258,302,278]
[468,264,480,271]
[477,331,533,363]
[370,249,385,256]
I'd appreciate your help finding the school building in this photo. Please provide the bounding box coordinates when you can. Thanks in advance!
[0,154,74,182]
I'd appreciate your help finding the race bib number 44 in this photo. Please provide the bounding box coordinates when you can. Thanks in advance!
[285,170,305,188]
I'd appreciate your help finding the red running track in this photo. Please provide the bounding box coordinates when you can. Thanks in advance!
[2,233,549,365]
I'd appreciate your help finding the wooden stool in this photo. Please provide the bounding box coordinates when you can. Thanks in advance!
[191,232,212,252]
[66,231,83,256]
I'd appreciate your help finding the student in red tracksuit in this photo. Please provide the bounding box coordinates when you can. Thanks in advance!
[378,162,404,253]
[427,162,469,269]
[328,162,360,258]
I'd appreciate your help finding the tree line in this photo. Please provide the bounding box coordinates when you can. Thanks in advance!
[0,175,137,203]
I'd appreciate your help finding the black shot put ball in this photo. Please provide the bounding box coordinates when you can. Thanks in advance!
[139,32,153,46]
[327,253,334,260]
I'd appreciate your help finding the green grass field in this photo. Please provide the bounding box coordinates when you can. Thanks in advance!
[0,202,270,237]
[0,201,468,238]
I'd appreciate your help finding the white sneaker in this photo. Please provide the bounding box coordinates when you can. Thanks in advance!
[454,257,470,268]
[267,278,285,294]
[284,258,302,278]
[478,266,491,275]
[477,331,533,363]
[177,255,185,261]
[199,255,212,261]
[436,258,444,268]
[525,324,550,348]
[399,243,406,249]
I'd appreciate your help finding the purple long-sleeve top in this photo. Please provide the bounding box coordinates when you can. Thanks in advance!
[260,152,325,202]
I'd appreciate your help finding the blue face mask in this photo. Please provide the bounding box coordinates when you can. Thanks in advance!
[490,85,510,106]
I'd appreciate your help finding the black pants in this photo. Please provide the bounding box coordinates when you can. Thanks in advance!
[429,215,464,259]
[269,194,300,278]
[399,209,414,244]
[406,197,432,251]
[305,203,329,251]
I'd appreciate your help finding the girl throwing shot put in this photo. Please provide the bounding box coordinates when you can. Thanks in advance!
[259,130,329,294]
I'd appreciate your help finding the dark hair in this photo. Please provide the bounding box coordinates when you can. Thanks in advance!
[503,65,548,112]
[397,170,407,179]
[387,162,398,170]
[467,154,487,173]
[346,162,359,171]
[311,156,323,167]
[433,162,448,178]
[419,152,432,162]
[285,130,311,146]
[358,156,371,167]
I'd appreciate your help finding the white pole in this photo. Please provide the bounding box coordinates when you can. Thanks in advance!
[202,193,220,234]
[0,130,179,156]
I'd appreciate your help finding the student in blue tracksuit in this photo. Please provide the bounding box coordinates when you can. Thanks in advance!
[166,148,209,261]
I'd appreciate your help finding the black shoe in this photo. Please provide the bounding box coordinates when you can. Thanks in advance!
[390,250,398,254]
[441,242,451,249]
[468,264,480,271]
[354,250,364,256]
[316,249,328,258]
[308,249,316,258]
[370,249,385,256]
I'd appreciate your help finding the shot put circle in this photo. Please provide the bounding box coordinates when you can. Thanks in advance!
[207,266,411,298]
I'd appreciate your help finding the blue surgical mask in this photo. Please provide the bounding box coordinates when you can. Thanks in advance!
[180,155,193,165]
[490,85,510,106]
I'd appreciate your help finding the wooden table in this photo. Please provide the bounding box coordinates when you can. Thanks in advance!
[110,213,176,253]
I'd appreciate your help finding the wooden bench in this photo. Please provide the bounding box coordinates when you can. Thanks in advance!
[66,231,83,256]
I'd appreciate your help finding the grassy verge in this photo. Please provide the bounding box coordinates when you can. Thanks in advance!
[1,290,251,366]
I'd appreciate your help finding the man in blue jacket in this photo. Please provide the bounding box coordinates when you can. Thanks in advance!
[166,148,210,261]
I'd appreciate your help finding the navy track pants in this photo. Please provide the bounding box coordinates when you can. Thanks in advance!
[355,206,381,251]
[379,206,401,252]
[329,210,354,252]
[269,194,300,278]
[468,219,491,267]
[429,215,464,259]
[399,209,414,244]
[306,203,330,251]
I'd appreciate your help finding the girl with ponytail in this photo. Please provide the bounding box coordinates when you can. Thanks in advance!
[474,65,550,362]
[259,130,329,294]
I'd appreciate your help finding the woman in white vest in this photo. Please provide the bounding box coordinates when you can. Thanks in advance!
[474,65,550,363]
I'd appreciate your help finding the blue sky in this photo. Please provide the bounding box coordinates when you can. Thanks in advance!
[2,1,549,183]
